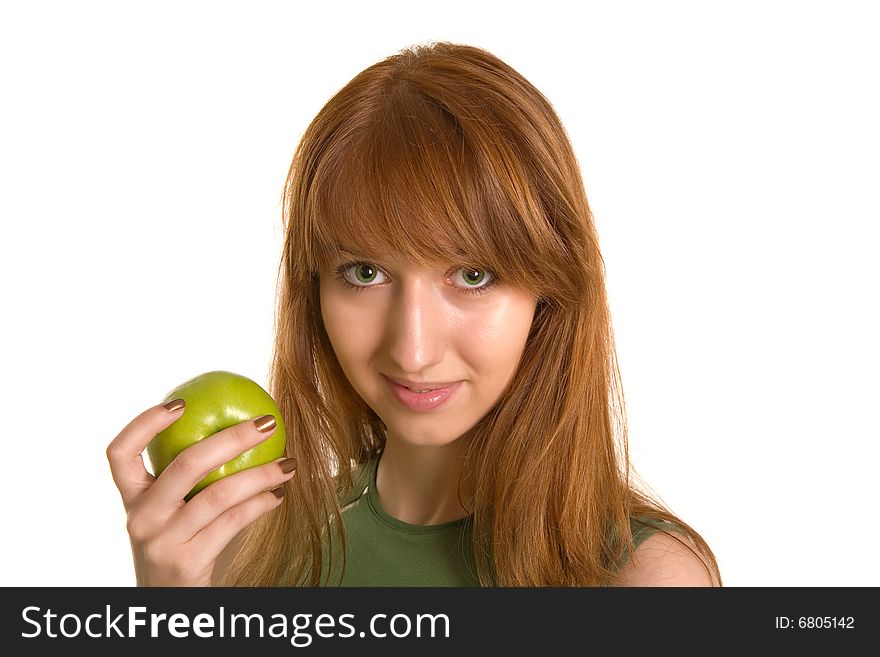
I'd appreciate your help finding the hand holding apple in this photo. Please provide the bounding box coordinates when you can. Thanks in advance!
[106,370,295,586]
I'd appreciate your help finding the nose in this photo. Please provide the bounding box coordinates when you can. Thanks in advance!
[386,275,448,374]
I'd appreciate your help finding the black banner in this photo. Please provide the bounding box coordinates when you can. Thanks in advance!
[1,587,871,653]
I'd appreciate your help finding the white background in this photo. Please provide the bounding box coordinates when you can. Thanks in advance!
[1,0,877,587]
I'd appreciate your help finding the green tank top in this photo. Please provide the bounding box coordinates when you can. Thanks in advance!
[319,452,680,586]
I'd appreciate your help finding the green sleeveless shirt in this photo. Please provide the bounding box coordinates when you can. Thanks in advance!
[319,452,681,586]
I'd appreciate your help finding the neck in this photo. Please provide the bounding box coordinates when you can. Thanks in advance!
[375,433,473,526]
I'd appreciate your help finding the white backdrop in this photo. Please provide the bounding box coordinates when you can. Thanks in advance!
[1,0,877,587]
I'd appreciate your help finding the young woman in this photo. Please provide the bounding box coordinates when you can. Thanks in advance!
[108,42,722,587]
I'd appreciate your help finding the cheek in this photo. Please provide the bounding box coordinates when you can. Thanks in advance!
[319,286,379,366]
[459,298,536,387]
[318,297,377,408]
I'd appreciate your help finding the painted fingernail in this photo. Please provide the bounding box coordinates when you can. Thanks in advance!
[278,458,297,474]
[254,415,276,433]
[163,398,185,412]
[271,486,286,498]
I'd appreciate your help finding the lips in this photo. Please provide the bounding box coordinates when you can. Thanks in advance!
[405,384,441,392]
[384,375,458,392]
[383,376,463,412]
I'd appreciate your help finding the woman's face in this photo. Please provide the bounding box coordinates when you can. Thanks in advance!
[319,253,538,447]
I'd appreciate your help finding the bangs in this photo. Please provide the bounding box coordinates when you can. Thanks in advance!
[304,86,554,299]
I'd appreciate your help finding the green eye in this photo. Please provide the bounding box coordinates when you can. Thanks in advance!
[462,269,485,286]
[337,263,387,288]
[354,264,378,284]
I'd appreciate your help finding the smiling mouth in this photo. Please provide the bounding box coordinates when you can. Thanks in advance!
[384,376,463,412]
[383,375,459,393]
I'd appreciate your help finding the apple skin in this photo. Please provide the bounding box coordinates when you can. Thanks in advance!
[147,370,287,500]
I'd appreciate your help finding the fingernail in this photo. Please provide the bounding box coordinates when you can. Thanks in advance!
[253,414,276,433]
[271,486,285,498]
[163,398,185,412]
[278,458,297,474]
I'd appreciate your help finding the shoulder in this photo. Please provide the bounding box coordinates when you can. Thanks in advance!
[613,529,719,587]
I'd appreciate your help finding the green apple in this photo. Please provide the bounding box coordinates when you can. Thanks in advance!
[147,370,287,500]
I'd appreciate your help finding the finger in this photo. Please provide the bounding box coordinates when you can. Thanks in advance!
[106,400,186,508]
[163,456,297,544]
[187,488,286,568]
[145,415,279,509]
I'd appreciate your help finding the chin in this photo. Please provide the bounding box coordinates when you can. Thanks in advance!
[381,414,467,447]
